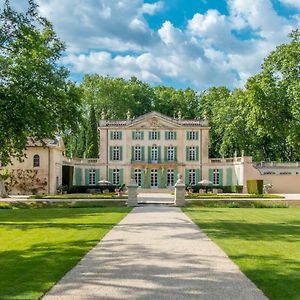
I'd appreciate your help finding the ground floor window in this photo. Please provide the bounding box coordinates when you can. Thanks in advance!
[89,169,96,185]
[167,169,174,186]
[134,169,142,187]
[188,169,196,185]
[113,169,120,185]
[151,169,158,187]
[213,169,220,185]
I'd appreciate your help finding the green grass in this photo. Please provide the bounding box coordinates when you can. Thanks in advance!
[186,193,284,199]
[0,207,131,299]
[183,207,300,300]
[29,192,127,199]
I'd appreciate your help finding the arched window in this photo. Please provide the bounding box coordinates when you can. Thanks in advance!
[33,155,40,167]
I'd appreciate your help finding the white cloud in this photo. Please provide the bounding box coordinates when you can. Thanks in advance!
[142,1,164,15]
[279,0,300,9]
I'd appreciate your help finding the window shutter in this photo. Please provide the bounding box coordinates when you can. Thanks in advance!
[141,131,144,140]
[110,131,113,140]
[165,131,168,140]
[119,146,123,161]
[196,146,199,161]
[186,132,189,140]
[131,146,134,161]
[75,168,82,186]
[119,131,122,140]
[157,131,160,140]
[109,146,113,161]
[226,168,233,186]
[149,131,152,140]
[158,169,162,188]
[132,131,135,140]
[141,169,145,188]
[141,146,145,161]
[109,169,113,184]
[158,146,161,163]
[196,131,199,140]
[174,132,177,140]
[209,169,213,186]
[148,146,151,162]
[147,169,151,188]
[85,169,89,185]
[164,146,167,161]
[119,169,124,185]
[219,169,223,187]
[195,169,200,185]
[163,169,167,188]
[186,146,189,161]
[174,146,177,161]
[95,169,100,185]
[185,169,189,185]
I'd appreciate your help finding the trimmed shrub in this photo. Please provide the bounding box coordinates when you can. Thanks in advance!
[247,180,263,194]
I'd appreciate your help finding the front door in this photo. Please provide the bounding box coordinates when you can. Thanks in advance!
[151,169,158,188]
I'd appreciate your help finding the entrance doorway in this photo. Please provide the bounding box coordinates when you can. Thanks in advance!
[151,169,158,188]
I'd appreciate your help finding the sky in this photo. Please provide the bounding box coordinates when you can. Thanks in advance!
[3,0,300,90]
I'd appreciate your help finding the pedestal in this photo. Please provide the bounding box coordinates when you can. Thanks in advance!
[127,179,138,207]
[174,181,186,207]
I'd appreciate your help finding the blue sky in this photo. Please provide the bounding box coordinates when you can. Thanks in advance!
[4,0,300,90]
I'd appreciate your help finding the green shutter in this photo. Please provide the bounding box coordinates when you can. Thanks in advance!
[174,132,177,140]
[174,146,177,161]
[185,169,189,185]
[195,169,200,185]
[158,169,162,188]
[119,169,124,185]
[147,169,151,188]
[131,146,134,161]
[119,131,122,140]
[186,146,189,161]
[163,169,167,188]
[110,131,113,140]
[174,168,178,185]
[95,169,100,185]
[196,131,199,140]
[132,131,135,140]
[109,169,113,184]
[157,131,160,140]
[209,169,213,186]
[158,146,161,163]
[141,146,145,161]
[186,132,189,140]
[141,131,144,140]
[148,146,151,162]
[119,146,123,161]
[219,169,223,187]
[141,169,145,188]
[85,169,89,185]
[165,131,168,140]
[75,168,82,186]
[196,146,199,161]
[226,168,233,186]
[149,131,152,140]
[164,146,167,161]
[109,146,113,161]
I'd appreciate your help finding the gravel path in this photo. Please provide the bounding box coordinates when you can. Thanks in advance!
[43,206,267,300]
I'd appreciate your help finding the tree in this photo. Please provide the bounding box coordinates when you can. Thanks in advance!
[0,0,82,196]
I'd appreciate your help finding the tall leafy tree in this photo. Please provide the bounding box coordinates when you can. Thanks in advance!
[0,0,82,196]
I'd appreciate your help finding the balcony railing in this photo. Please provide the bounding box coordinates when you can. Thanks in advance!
[131,159,178,164]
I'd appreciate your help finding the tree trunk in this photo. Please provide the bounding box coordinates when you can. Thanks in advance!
[0,176,8,198]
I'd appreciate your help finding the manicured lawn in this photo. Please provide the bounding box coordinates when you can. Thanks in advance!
[0,207,131,299]
[184,206,300,300]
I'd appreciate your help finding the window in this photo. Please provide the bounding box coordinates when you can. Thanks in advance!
[167,146,175,161]
[213,169,220,185]
[134,146,141,161]
[113,146,120,160]
[113,169,120,185]
[188,147,196,161]
[89,169,96,185]
[187,131,198,140]
[167,169,175,186]
[133,131,143,140]
[263,172,276,175]
[188,169,196,185]
[279,172,292,175]
[134,169,142,187]
[166,131,176,140]
[151,146,158,162]
[111,131,121,140]
[33,154,40,167]
[149,131,159,140]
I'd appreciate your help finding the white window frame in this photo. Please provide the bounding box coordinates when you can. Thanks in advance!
[113,146,120,161]
[150,131,158,140]
[187,131,197,140]
[89,169,96,185]
[134,169,142,187]
[213,169,220,185]
[167,146,175,161]
[112,131,121,140]
[188,147,196,161]
[134,146,141,161]
[133,131,142,140]
[113,169,120,185]
[167,131,175,140]
[188,169,196,185]
[151,146,158,162]
[167,169,174,186]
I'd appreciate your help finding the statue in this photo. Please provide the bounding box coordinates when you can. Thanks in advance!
[101,110,106,120]
[177,111,182,119]
[126,110,131,120]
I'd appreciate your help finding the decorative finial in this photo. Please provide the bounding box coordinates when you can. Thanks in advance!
[177,111,182,119]
[101,110,106,120]
[126,110,131,120]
